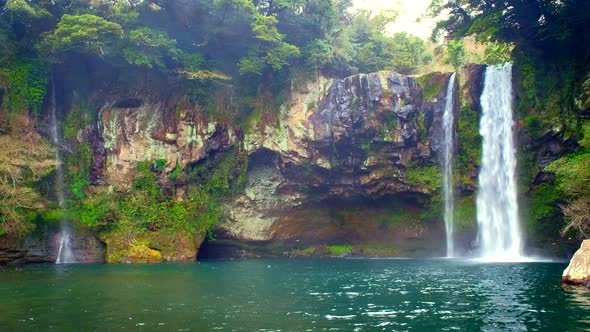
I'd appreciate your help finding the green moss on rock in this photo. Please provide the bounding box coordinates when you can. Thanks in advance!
[326,244,352,256]
[405,162,442,193]
[455,105,481,183]
[101,230,205,263]
[414,72,447,101]
[454,196,477,234]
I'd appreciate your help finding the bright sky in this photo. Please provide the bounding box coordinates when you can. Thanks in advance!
[353,0,436,40]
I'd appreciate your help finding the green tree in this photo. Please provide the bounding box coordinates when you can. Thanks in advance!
[444,39,465,69]
[238,13,300,74]
[482,41,512,65]
[122,27,180,69]
[390,32,431,74]
[40,14,123,59]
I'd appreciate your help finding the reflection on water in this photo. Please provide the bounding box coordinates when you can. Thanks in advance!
[477,265,532,331]
[0,259,589,331]
[565,285,590,327]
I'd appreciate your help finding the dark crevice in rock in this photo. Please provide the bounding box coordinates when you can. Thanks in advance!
[113,98,143,109]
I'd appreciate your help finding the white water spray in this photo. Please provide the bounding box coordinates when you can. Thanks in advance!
[49,75,75,264]
[442,73,456,257]
[56,233,74,264]
[476,63,524,262]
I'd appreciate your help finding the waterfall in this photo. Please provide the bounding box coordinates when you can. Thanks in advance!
[476,63,524,261]
[442,73,456,257]
[49,74,75,264]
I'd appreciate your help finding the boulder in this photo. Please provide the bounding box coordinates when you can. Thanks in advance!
[562,240,590,288]
[100,230,205,263]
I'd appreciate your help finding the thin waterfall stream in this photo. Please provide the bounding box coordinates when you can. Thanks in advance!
[49,75,74,264]
[476,63,524,261]
[442,73,456,257]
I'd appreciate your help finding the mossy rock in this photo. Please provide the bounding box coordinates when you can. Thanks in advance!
[126,244,163,263]
[414,72,448,101]
[352,243,401,257]
[326,244,353,256]
[286,246,319,257]
[100,230,205,263]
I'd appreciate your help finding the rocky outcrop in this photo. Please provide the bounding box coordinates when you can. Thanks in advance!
[242,71,454,198]
[100,230,205,263]
[0,64,472,263]
[216,71,457,256]
[0,227,104,264]
[459,64,486,114]
[81,69,458,258]
[562,240,590,287]
[98,100,235,188]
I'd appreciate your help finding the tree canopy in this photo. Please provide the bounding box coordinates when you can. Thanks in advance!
[1,0,434,82]
[429,0,590,59]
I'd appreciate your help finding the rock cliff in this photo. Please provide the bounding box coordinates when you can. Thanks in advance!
[0,63,482,262]
[215,71,456,256]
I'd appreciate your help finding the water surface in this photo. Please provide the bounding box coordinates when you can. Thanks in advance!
[0,259,588,331]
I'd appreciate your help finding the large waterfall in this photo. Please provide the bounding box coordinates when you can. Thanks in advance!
[49,76,75,264]
[476,63,523,261]
[442,73,456,257]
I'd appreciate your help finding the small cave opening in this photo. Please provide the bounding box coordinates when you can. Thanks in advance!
[247,148,280,171]
[196,237,218,260]
[197,236,257,260]
[113,98,143,109]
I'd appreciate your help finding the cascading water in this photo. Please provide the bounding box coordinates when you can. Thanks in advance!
[476,63,524,261]
[442,73,456,258]
[49,75,75,264]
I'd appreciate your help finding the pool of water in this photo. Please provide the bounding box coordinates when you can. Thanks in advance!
[0,259,588,331]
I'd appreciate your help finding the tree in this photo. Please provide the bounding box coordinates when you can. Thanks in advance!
[391,32,431,74]
[428,0,590,57]
[40,14,123,59]
[444,39,465,69]
[2,0,56,52]
[332,10,431,75]
[236,7,300,74]
[122,27,180,69]
[302,38,332,75]
[482,41,512,65]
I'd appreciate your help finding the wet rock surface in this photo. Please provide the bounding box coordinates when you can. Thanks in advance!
[3,65,477,262]
[0,227,104,264]
[216,71,457,254]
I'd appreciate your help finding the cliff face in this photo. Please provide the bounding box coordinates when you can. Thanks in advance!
[0,226,104,264]
[66,68,461,259]
[0,64,482,262]
[217,72,455,256]
[98,100,236,188]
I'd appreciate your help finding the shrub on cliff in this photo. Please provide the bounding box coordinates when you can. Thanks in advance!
[561,198,590,239]
[0,134,54,236]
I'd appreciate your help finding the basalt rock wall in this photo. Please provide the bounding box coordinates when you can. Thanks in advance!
[0,60,487,262]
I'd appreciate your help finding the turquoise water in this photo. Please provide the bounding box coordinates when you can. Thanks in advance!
[0,259,588,331]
